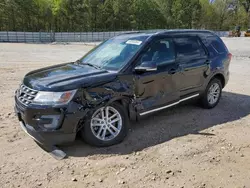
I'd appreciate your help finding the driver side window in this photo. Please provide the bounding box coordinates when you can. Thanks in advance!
[139,38,176,66]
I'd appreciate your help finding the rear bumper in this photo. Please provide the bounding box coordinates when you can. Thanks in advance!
[224,70,230,87]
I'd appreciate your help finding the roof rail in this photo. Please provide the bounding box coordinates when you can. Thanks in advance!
[117,31,141,36]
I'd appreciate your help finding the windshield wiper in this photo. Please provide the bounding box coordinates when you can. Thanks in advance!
[74,60,102,70]
[83,62,102,70]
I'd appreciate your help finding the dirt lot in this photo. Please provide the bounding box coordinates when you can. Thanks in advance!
[0,38,250,188]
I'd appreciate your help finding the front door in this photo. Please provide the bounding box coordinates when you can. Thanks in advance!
[133,37,181,114]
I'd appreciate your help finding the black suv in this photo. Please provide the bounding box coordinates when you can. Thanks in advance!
[15,30,231,159]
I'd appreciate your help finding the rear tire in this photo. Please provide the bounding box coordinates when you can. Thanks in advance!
[200,78,222,109]
[81,102,128,147]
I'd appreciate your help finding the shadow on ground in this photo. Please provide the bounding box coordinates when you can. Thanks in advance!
[63,91,250,157]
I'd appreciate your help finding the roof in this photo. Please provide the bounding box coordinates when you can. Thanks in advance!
[158,29,213,34]
[115,29,215,40]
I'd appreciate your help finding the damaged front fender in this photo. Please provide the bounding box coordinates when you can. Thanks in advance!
[77,75,138,121]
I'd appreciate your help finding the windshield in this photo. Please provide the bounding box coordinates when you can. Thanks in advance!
[78,36,148,71]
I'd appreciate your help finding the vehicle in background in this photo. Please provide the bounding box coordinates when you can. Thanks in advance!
[14,30,231,159]
[228,26,241,37]
[244,29,250,37]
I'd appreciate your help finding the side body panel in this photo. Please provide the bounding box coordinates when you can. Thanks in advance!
[172,35,210,96]
[82,31,231,120]
[133,63,181,112]
[177,56,209,96]
[197,33,230,91]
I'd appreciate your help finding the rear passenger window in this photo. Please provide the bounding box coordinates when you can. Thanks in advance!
[174,37,206,59]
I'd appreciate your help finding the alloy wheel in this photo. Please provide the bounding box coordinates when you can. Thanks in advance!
[90,106,122,141]
[207,83,221,105]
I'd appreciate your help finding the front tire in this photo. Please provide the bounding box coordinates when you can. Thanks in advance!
[81,102,128,147]
[200,78,222,109]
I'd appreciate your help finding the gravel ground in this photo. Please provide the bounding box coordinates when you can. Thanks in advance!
[0,38,250,188]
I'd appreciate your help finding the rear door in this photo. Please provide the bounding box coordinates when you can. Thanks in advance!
[173,36,209,96]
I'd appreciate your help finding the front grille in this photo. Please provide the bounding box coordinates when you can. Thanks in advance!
[17,84,38,106]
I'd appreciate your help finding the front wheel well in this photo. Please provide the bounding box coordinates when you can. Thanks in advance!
[112,98,136,121]
[113,98,130,115]
[213,74,225,88]
[76,98,131,133]
[115,98,129,107]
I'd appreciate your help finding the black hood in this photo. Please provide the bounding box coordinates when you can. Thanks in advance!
[23,63,117,91]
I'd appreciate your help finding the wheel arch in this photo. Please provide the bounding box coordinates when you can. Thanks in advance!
[105,96,136,121]
[106,96,130,107]
[201,72,226,96]
[212,73,226,88]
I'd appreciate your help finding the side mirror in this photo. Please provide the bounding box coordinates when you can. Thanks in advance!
[134,61,157,73]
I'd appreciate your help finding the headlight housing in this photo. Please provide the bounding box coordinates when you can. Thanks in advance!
[33,90,77,105]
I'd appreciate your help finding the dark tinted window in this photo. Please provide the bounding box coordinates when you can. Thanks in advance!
[210,38,227,53]
[139,38,175,66]
[174,36,206,58]
[202,36,228,56]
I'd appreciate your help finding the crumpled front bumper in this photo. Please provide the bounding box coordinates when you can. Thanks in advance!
[17,118,68,159]
[14,95,83,159]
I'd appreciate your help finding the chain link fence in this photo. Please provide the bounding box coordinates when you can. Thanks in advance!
[0,30,231,43]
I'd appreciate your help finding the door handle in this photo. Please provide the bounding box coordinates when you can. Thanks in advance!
[205,60,211,65]
[169,68,177,74]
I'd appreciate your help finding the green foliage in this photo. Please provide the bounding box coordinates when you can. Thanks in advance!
[239,0,250,27]
[0,0,249,31]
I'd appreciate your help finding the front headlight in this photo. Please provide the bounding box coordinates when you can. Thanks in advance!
[33,90,77,105]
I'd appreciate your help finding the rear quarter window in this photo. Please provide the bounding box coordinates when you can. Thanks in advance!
[211,40,227,53]
[204,36,228,56]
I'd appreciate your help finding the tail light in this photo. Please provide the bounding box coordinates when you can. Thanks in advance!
[228,53,232,61]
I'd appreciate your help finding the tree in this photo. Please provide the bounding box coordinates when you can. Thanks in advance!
[171,0,201,29]
[214,0,232,30]
[240,0,250,27]
[0,0,249,31]
[133,0,165,30]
